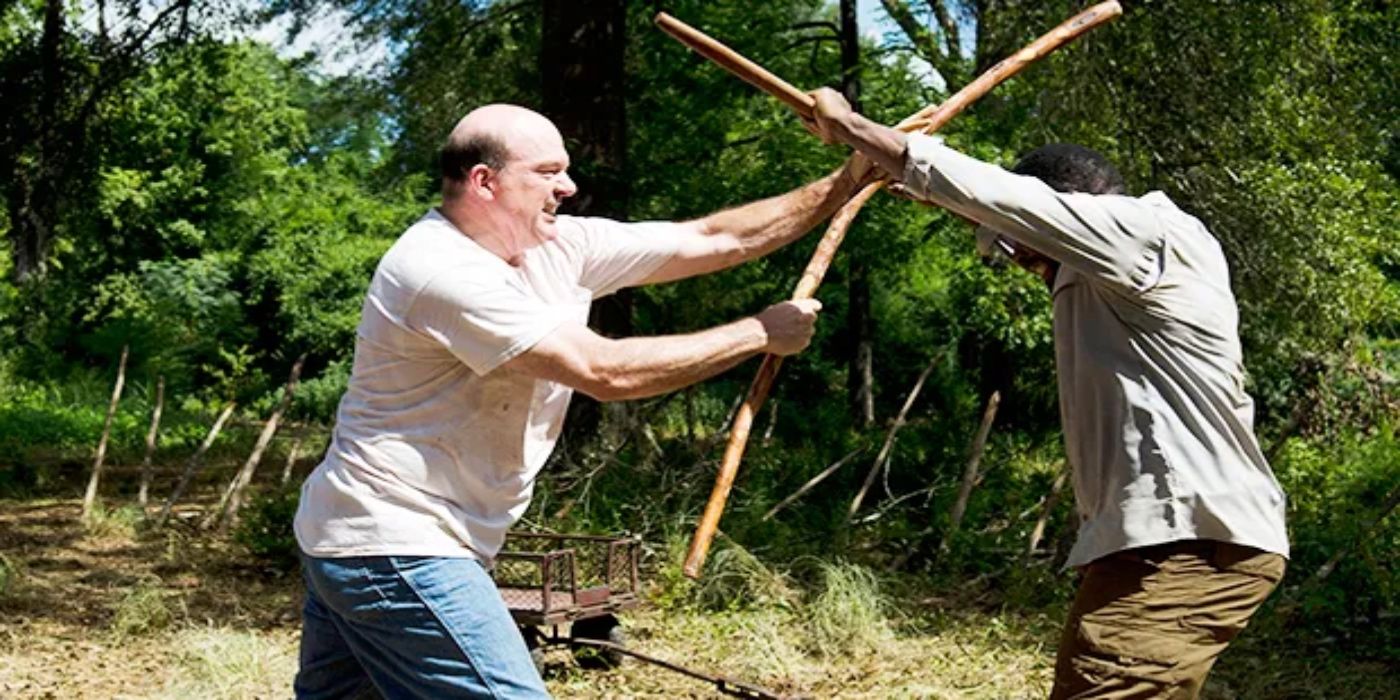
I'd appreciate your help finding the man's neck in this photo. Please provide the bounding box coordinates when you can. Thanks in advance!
[437,202,526,266]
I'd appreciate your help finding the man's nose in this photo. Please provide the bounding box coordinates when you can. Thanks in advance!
[555,172,578,199]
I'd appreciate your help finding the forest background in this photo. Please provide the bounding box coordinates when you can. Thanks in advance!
[0,0,1395,697]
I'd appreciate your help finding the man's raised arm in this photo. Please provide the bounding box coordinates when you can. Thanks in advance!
[639,160,869,285]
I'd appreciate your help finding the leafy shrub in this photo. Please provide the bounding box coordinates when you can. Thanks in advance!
[234,486,301,567]
[1275,427,1400,656]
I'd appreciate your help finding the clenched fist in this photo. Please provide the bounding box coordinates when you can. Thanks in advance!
[803,87,855,145]
[756,299,823,356]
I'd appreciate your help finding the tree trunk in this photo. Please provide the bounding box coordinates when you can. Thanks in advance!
[82,345,128,518]
[848,350,944,518]
[542,0,630,446]
[137,375,166,509]
[154,401,236,527]
[212,354,307,533]
[940,390,1001,553]
[840,0,875,429]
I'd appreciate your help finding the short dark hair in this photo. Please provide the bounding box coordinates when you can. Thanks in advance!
[1012,143,1126,195]
[439,132,509,184]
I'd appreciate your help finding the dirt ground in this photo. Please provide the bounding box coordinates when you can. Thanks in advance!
[0,498,1394,699]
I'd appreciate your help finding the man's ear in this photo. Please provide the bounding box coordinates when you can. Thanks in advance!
[468,164,497,200]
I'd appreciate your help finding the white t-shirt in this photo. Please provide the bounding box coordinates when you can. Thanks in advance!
[294,209,680,563]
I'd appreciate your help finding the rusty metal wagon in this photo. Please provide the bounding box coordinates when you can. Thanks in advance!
[493,532,788,699]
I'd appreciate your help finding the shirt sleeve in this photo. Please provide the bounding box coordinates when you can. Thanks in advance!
[407,268,570,376]
[568,216,684,298]
[901,134,1168,293]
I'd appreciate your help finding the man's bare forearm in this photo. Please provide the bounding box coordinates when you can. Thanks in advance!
[588,318,769,401]
[695,167,856,265]
[826,111,908,181]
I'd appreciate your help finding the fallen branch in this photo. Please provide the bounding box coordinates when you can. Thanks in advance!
[82,345,129,519]
[939,390,1001,554]
[137,375,166,509]
[1026,463,1070,559]
[279,435,304,487]
[154,401,237,528]
[211,354,307,533]
[848,350,945,519]
[762,447,864,522]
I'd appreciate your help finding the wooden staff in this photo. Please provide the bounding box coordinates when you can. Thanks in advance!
[676,2,1123,578]
[655,13,815,118]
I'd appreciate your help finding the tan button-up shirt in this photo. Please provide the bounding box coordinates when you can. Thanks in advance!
[902,135,1289,567]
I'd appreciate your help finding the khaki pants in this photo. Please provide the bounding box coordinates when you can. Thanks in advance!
[1050,540,1285,700]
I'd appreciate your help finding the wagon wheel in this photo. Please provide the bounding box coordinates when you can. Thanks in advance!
[571,614,627,669]
[519,625,549,676]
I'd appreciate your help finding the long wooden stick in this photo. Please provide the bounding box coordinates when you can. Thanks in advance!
[655,13,816,118]
[1026,463,1070,559]
[154,401,236,527]
[680,2,1122,578]
[211,353,307,534]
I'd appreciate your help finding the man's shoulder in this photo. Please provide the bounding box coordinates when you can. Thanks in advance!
[371,210,508,306]
[1138,191,1223,250]
[382,212,497,275]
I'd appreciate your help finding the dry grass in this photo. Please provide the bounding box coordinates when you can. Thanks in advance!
[0,496,1393,699]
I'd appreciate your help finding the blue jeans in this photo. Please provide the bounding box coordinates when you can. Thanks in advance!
[296,554,550,699]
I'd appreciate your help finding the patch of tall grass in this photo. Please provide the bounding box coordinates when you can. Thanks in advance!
[155,627,297,700]
[0,552,24,598]
[111,581,177,639]
[82,503,144,540]
[804,560,894,658]
[653,533,798,613]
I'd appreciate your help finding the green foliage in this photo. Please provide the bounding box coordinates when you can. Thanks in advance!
[0,0,1392,678]
[1274,427,1400,655]
[234,486,302,568]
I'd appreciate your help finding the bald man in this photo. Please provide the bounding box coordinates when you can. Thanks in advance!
[291,105,867,699]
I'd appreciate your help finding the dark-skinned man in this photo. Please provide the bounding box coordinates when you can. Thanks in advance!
[807,88,1288,700]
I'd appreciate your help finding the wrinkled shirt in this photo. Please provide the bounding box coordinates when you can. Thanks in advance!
[902,135,1289,567]
[295,209,679,563]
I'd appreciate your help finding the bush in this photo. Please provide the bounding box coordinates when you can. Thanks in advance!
[1274,427,1400,657]
[233,486,301,567]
